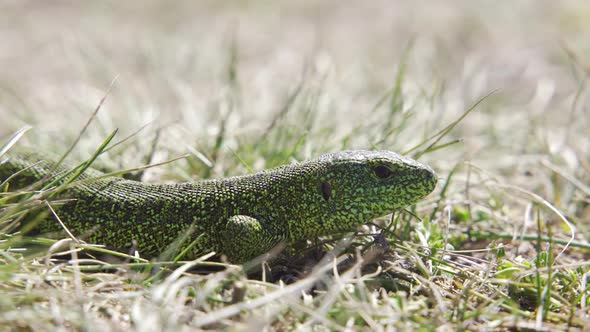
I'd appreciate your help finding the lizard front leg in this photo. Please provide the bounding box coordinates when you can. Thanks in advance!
[221,215,285,263]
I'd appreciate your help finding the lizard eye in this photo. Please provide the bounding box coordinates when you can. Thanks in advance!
[372,165,393,179]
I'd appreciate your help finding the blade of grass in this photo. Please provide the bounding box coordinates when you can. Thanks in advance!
[43,129,119,194]
[59,154,190,189]
[405,90,497,158]
[53,76,118,169]
[0,126,32,158]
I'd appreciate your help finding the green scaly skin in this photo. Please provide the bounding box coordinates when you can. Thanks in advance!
[0,149,437,262]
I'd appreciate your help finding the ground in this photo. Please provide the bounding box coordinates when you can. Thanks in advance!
[1,1,589,331]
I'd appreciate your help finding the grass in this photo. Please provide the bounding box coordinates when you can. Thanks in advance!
[1,1,590,331]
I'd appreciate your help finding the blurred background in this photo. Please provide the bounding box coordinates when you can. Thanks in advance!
[0,0,588,182]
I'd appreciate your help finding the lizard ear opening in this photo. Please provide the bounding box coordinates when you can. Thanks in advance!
[320,182,332,202]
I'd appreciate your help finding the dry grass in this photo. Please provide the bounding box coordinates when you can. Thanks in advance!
[1,1,590,330]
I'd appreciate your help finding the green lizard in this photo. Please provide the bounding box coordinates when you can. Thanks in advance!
[0,149,437,263]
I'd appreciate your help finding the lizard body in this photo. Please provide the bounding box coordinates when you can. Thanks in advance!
[0,150,437,262]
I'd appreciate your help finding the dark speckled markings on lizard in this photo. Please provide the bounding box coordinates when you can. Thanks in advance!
[0,149,437,263]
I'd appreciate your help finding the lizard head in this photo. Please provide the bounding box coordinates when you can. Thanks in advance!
[289,150,437,240]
